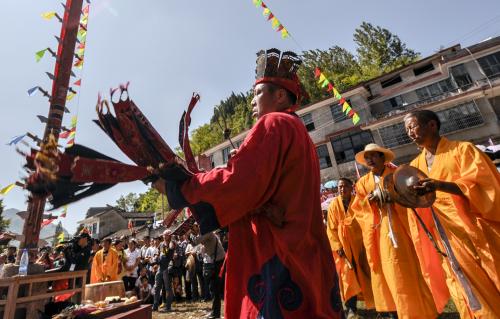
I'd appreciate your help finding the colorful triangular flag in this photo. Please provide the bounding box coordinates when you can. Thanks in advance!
[342,102,349,112]
[57,232,65,242]
[281,28,289,39]
[66,93,76,101]
[41,11,57,20]
[60,206,68,218]
[0,183,16,195]
[27,86,39,96]
[6,134,26,146]
[70,116,78,127]
[73,79,82,86]
[253,0,263,7]
[271,17,280,29]
[352,113,360,125]
[35,49,47,62]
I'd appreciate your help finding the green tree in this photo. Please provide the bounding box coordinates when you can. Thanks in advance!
[354,22,419,80]
[135,188,162,212]
[298,46,362,103]
[116,192,139,212]
[0,200,10,233]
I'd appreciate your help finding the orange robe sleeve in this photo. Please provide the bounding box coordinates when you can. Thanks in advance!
[326,199,343,252]
[453,142,500,221]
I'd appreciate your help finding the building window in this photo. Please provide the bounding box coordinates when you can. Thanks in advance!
[381,75,402,88]
[378,123,413,148]
[438,101,484,134]
[415,78,456,101]
[330,131,374,164]
[316,144,332,169]
[450,64,473,90]
[301,113,315,131]
[222,147,231,164]
[413,63,435,76]
[383,95,405,109]
[209,154,215,168]
[330,101,349,123]
[91,223,98,235]
[478,51,500,79]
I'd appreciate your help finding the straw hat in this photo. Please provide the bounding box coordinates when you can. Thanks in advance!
[355,143,395,167]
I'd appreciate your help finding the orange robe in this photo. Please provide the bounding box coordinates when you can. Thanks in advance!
[326,195,374,309]
[351,168,438,318]
[409,137,500,318]
[90,248,119,283]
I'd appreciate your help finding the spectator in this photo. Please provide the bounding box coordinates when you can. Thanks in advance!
[6,246,16,264]
[190,224,225,319]
[169,236,184,302]
[140,236,151,260]
[0,254,6,277]
[152,229,175,312]
[139,276,153,304]
[36,247,53,270]
[113,239,127,280]
[184,238,200,301]
[145,237,160,266]
[123,239,141,291]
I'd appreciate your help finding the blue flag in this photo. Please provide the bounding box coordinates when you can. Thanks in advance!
[6,134,26,146]
[27,86,39,96]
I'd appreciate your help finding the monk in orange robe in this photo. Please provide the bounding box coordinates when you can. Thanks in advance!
[404,110,500,319]
[91,238,119,283]
[351,144,439,319]
[326,178,374,318]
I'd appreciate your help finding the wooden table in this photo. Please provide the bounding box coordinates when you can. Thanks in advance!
[107,305,152,319]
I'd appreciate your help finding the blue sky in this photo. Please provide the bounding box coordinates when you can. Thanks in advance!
[1,0,499,234]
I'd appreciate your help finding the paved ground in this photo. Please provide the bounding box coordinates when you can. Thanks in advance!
[152,300,459,318]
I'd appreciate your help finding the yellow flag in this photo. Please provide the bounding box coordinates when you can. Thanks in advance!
[281,28,289,39]
[271,17,280,29]
[342,102,349,112]
[0,183,15,195]
[66,93,76,101]
[41,12,56,20]
[318,73,327,84]
[57,232,65,243]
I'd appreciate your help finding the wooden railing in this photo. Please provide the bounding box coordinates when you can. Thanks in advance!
[0,270,87,319]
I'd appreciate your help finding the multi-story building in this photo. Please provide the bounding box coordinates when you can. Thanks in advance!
[200,37,500,182]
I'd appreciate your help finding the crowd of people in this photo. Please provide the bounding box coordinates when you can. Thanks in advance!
[0,224,228,318]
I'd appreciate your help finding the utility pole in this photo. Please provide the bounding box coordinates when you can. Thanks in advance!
[20,0,84,255]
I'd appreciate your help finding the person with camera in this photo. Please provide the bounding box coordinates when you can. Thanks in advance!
[189,224,225,319]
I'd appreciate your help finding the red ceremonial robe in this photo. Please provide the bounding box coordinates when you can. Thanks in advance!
[173,112,342,318]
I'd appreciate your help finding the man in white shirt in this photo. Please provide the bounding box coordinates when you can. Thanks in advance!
[123,239,141,291]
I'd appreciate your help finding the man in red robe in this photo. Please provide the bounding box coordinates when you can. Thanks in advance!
[153,49,342,318]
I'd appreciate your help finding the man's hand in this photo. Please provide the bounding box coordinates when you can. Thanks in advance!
[413,178,463,196]
[412,178,436,195]
[229,148,238,159]
[336,248,345,258]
